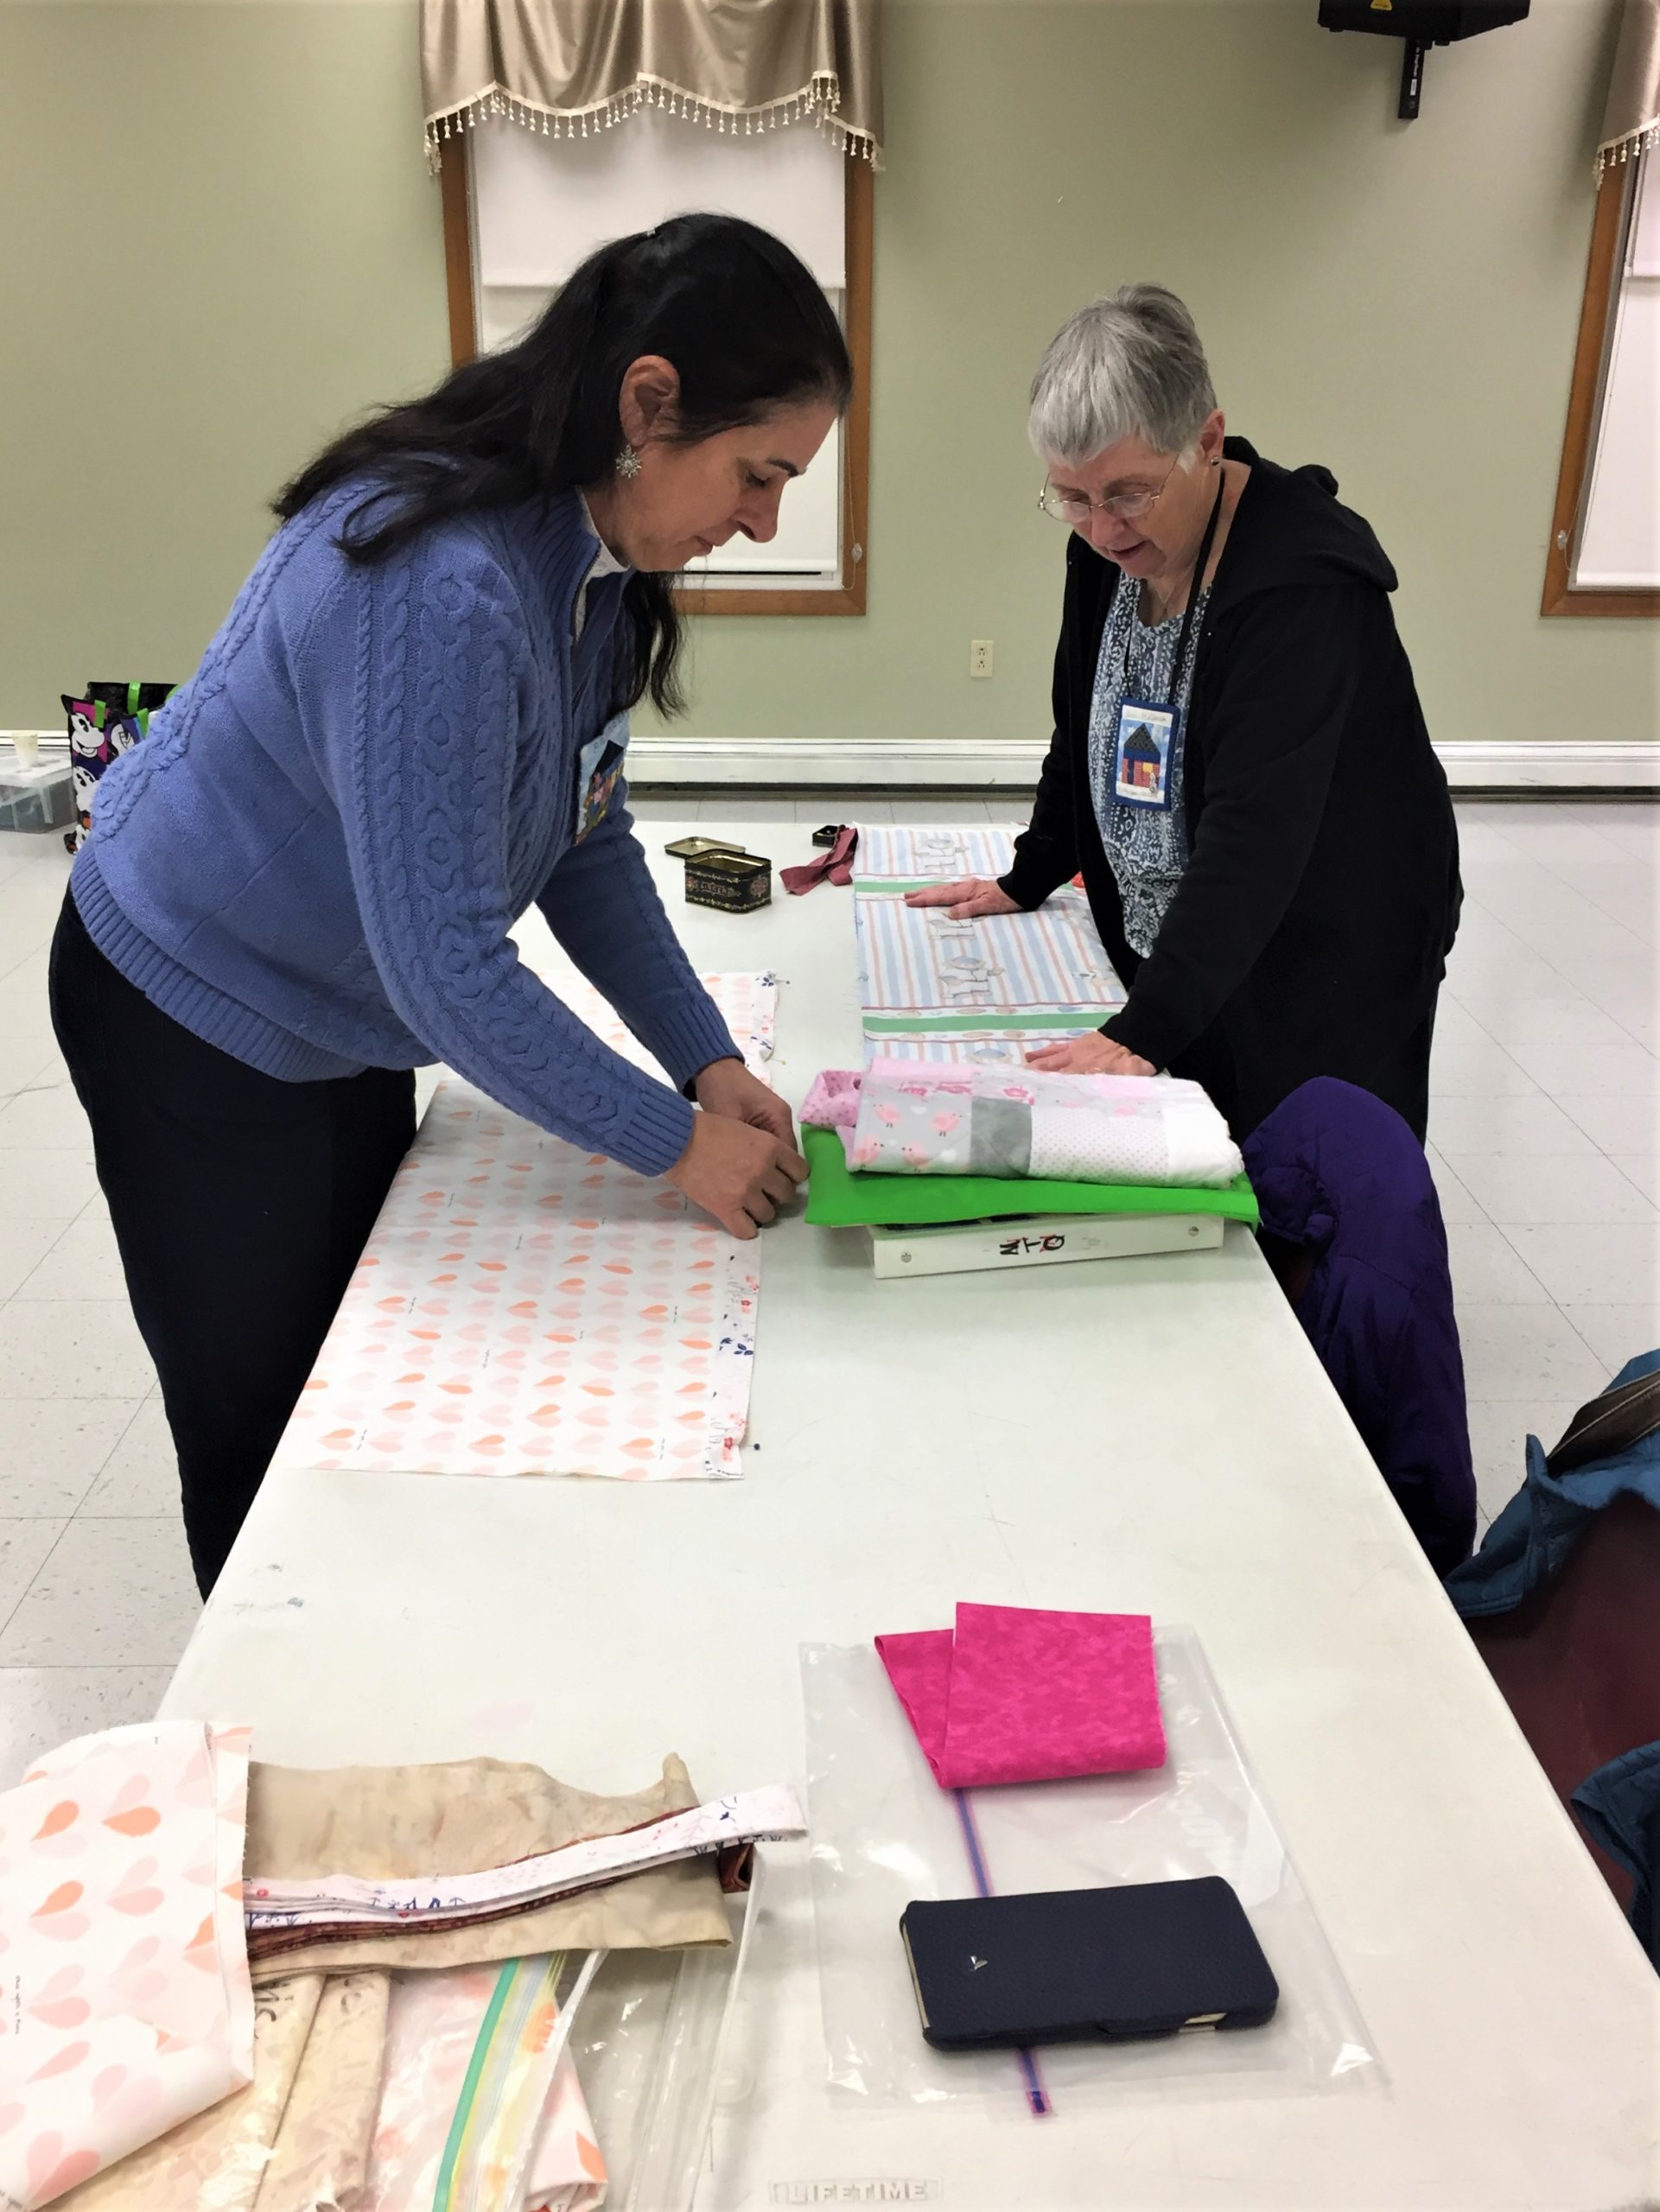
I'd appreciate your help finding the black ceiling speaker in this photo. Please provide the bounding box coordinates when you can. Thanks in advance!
[1320,1,1530,120]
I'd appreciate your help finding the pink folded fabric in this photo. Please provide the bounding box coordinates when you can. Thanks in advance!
[799,1067,862,1132]
[875,1604,1166,1788]
[0,1719,255,2209]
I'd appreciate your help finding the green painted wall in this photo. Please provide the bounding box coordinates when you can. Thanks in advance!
[0,1,450,722]
[3,0,1654,750]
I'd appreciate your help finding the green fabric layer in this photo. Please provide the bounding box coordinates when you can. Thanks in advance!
[802,1124,1260,1229]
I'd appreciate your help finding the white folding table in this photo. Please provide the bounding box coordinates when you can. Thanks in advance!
[162,820,1660,2211]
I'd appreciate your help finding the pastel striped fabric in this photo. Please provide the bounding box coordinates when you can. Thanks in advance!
[854,823,1018,885]
[855,887,1123,1016]
[850,820,1125,1064]
[868,1026,1100,1065]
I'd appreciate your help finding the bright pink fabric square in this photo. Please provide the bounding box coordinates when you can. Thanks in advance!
[875,1603,1166,1788]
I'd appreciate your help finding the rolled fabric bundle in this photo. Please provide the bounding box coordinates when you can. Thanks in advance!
[830,1059,1243,1188]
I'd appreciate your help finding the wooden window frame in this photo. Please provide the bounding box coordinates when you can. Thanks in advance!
[439,139,872,618]
[1542,158,1660,619]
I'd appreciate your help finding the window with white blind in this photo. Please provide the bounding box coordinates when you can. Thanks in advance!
[1544,149,1660,617]
[442,110,872,615]
[1574,149,1659,591]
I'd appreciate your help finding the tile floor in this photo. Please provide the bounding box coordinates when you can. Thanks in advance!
[0,794,1655,1784]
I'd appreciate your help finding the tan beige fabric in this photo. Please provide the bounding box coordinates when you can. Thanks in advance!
[1600,0,1660,171]
[254,1972,389,2212]
[420,0,881,167]
[60,1977,322,2212]
[245,1754,728,1983]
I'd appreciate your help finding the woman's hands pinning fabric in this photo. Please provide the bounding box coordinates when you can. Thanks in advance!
[693,1056,798,1152]
[667,1115,806,1240]
[673,1058,806,1239]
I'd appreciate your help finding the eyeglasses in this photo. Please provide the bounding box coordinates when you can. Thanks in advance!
[1038,454,1181,525]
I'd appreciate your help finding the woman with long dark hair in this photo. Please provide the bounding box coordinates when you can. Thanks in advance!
[50,213,852,1592]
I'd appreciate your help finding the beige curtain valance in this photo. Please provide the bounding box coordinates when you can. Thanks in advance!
[1598,0,1659,171]
[422,0,881,169]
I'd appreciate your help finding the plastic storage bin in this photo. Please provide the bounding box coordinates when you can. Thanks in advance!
[0,755,74,834]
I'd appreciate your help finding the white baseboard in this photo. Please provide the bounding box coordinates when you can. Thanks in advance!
[1432,742,1659,790]
[628,737,1048,787]
[627,735,1660,792]
[6,730,1657,792]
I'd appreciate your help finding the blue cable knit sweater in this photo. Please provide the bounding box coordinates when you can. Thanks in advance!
[73,485,738,1177]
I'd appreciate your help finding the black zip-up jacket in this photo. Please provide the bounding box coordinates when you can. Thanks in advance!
[1000,438,1461,1135]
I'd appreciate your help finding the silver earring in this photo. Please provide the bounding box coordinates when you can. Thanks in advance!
[616,445,641,480]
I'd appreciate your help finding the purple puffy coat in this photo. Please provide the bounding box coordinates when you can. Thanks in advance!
[1243,1077,1476,1573]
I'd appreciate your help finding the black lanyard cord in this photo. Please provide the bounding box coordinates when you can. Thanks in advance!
[1122,467,1227,708]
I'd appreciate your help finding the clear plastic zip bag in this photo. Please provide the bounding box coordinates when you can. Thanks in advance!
[802,1628,1382,2116]
[360,1950,599,2211]
[563,1873,763,2210]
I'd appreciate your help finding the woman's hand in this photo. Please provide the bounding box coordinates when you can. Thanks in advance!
[1025,1034,1156,1077]
[666,1112,808,1240]
[693,1056,798,1152]
[902,878,1021,920]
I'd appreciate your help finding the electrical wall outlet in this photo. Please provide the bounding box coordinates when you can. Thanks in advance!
[969,639,994,679]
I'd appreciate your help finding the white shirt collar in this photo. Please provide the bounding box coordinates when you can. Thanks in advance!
[576,493,627,584]
[573,492,627,643]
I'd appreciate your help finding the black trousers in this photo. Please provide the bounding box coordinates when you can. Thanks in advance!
[50,895,415,1594]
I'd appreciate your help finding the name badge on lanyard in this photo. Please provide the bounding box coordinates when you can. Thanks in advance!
[1109,469,1225,818]
[1112,700,1180,811]
[573,710,629,843]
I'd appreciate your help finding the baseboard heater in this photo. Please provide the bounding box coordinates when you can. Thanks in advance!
[620,737,1659,793]
[3,734,1656,793]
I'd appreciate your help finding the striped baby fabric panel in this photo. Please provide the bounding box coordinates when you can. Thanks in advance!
[866,1026,1100,1065]
[852,822,1019,886]
[850,819,1124,1059]
[855,887,1124,1016]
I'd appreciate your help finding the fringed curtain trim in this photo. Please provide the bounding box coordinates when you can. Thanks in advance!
[424,73,877,171]
[1597,0,1659,173]
[421,0,882,172]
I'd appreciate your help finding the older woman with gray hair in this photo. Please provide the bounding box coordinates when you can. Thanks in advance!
[908,284,1460,1141]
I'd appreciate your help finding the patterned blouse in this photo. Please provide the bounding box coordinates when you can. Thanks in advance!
[1086,576,1211,958]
